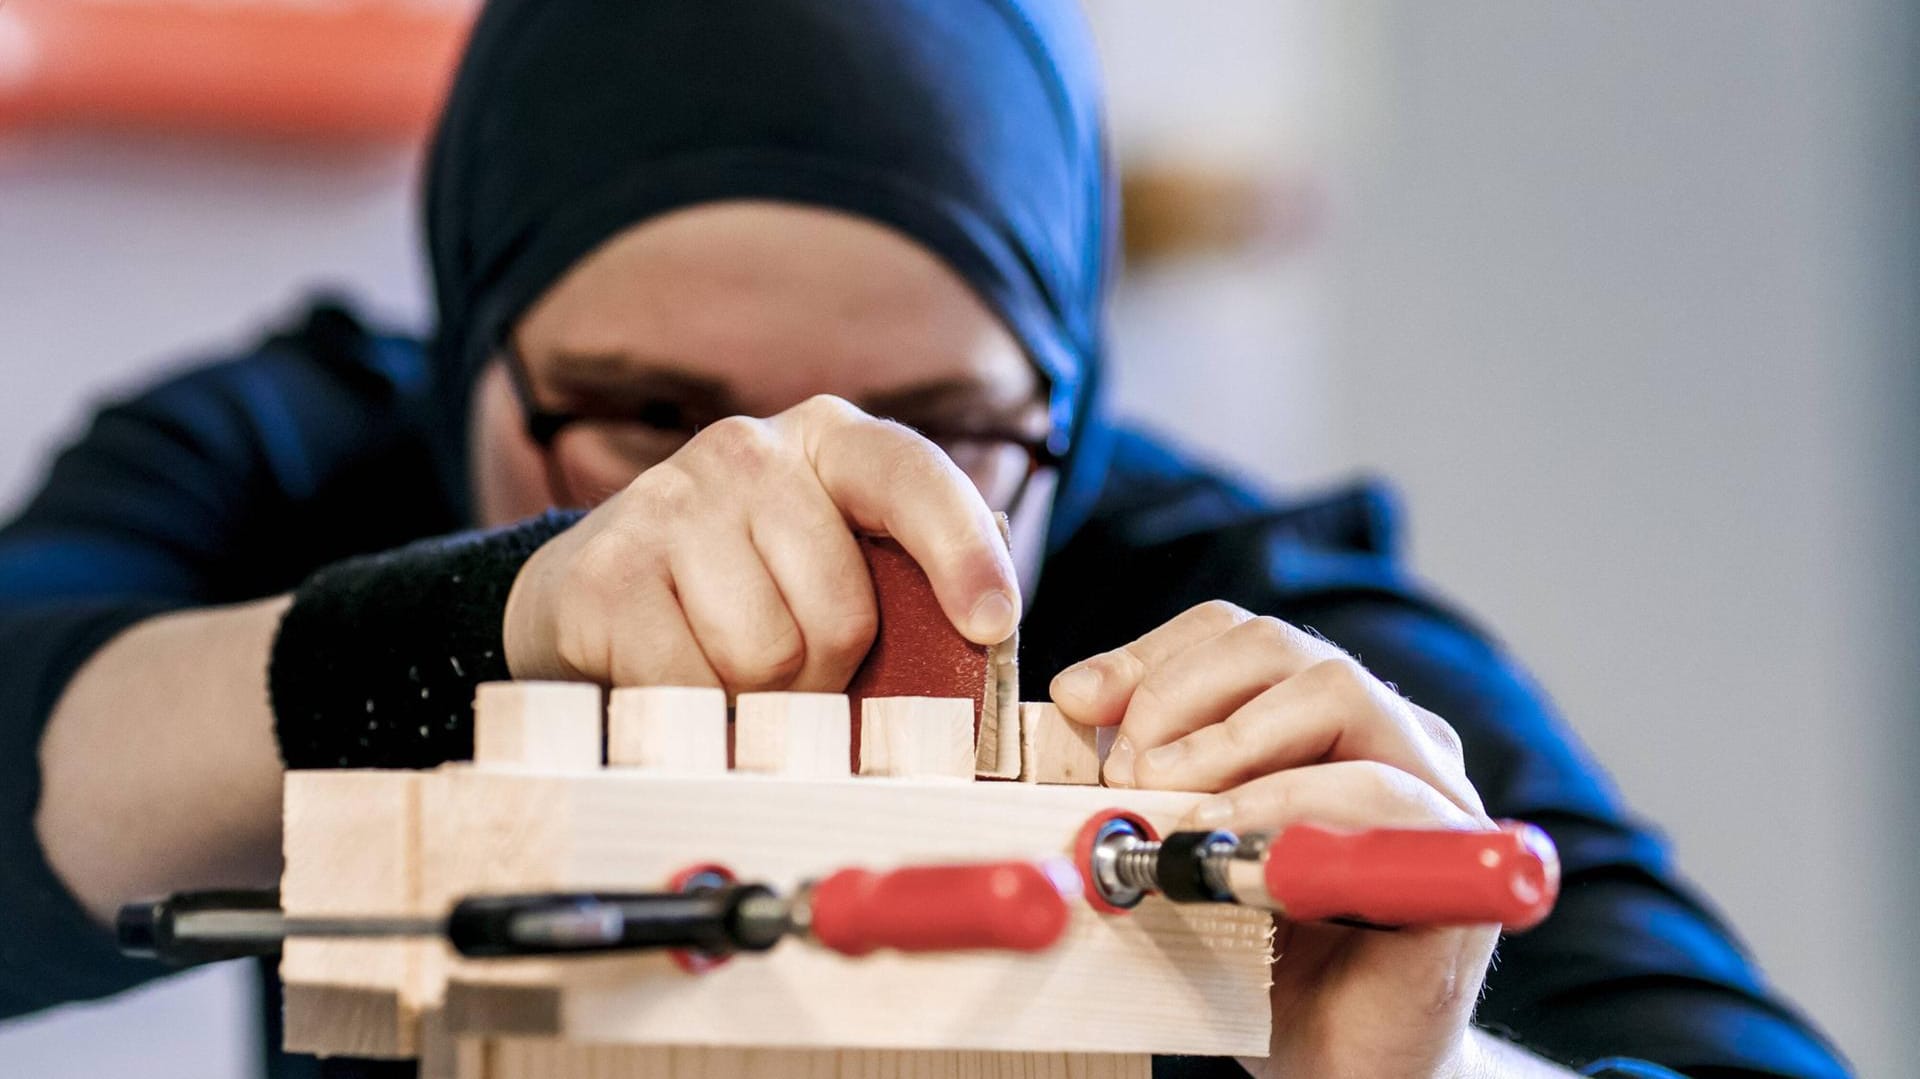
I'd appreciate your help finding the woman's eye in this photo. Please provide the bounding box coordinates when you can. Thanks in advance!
[633,399,691,431]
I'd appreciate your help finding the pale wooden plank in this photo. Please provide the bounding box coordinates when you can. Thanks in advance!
[280,770,428,1057]
[734,692,851,777]
[423,770,1273,1056]
[607,686,728,773]
[478,1042,1153,1079]
[472,681,603,771]
[1019,702,1100,785]
[859,696,975,780]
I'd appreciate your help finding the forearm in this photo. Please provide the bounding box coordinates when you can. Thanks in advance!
[34,595,291,925]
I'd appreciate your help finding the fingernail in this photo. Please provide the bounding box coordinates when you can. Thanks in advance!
[1189,796,1235,828]
[968,590,1017,642]
[1104,735,1135,787]
[1140,740,1186,775]
[1054,663,1101,704]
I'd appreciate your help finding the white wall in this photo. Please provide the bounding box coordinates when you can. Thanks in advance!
[1324,2,1917,1074]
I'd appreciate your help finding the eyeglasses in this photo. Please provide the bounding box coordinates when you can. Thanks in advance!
[500,344,1061,513]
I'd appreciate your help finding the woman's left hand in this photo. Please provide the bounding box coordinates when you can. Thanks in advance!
[1050,600,1498,1079]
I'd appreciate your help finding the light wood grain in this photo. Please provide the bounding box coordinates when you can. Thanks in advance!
[417,770,1272,1056]
[608,686,727,773]
[471,1041,1152,1079]
[472,681,603,771]
[280,770,429,1057]
[1019,703,1100,786]
[973,682,1022,779]
[734,692,852,777]
[859,696,975,780]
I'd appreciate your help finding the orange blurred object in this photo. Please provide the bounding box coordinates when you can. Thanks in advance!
[0,0,474,143]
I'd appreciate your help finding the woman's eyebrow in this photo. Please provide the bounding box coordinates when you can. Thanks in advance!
[544,351,734,407]
[861,376,1027,417]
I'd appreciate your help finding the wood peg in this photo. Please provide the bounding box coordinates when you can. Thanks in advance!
[858,697,976,780]
[734,693,852,777]
[1018,702,1100,785]
[471,681,603,771]
[608,686,728,773]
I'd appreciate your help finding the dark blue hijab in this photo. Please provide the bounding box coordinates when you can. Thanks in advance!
[423,0,1118,548]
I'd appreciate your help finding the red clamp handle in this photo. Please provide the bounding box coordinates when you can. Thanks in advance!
[808,861,1074,957]
[1263,822,1560,930]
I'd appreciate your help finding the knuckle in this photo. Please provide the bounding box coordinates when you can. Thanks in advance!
[1423,710,1466,760]
[1239,614,1299,653]
[1309,655,1371,696]
[1107,644,1151,685]
[1191,599,1255,634]
[1217,708,1264,754]
[691,415,780,472]
[795,393,862,424]
[635,463,701,518]
[1351,759,1421,804]
[551,618,605,684]
[756,624,809,686]
[713,623,807,692]
[570,529,647,597]
[815,599,880,662]
[1128,669,1176,720]
[883,436,960,490]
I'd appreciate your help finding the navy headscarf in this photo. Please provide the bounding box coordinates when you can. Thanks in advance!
[423,0,1118,549]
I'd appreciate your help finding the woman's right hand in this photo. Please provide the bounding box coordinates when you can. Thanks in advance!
[503,394,1020,693]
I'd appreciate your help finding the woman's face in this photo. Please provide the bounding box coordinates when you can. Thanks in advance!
[469,200,1057,586]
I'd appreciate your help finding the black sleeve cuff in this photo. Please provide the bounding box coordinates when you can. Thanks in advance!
[269,510,583,770]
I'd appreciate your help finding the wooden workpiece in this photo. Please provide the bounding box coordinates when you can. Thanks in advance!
[972,685,1022,779]
[453,1043,1152,1079]
[734,692,853,777]
[414,769,1271,1056]
[280,770,431,1057]
[472,682,603,770]
[1019,702,1101,785]
[858,696,976,779]
[288,684,1270,1071]
[607,686,728,773]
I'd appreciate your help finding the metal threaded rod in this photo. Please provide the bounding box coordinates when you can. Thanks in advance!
[1113,844,1161,892]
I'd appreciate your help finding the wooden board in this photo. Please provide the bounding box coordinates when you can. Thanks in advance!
[453,1041,1153,1079]
[284,687,1273,1063]
[280,770,430,1057]
[406,769,1272,1056]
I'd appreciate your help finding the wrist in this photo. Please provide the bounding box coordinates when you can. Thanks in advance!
[270,510,581,769]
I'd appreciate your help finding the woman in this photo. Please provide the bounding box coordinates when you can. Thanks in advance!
[0,1,1848,1077]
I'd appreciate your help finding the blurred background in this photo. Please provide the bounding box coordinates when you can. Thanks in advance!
[1,0,1914,1075]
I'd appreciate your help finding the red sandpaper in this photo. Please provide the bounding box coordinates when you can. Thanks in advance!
[845,535,1005,772]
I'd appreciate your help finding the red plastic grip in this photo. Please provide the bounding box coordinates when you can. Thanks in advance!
[1262,822,1560,930]
[808,861,1073,957]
